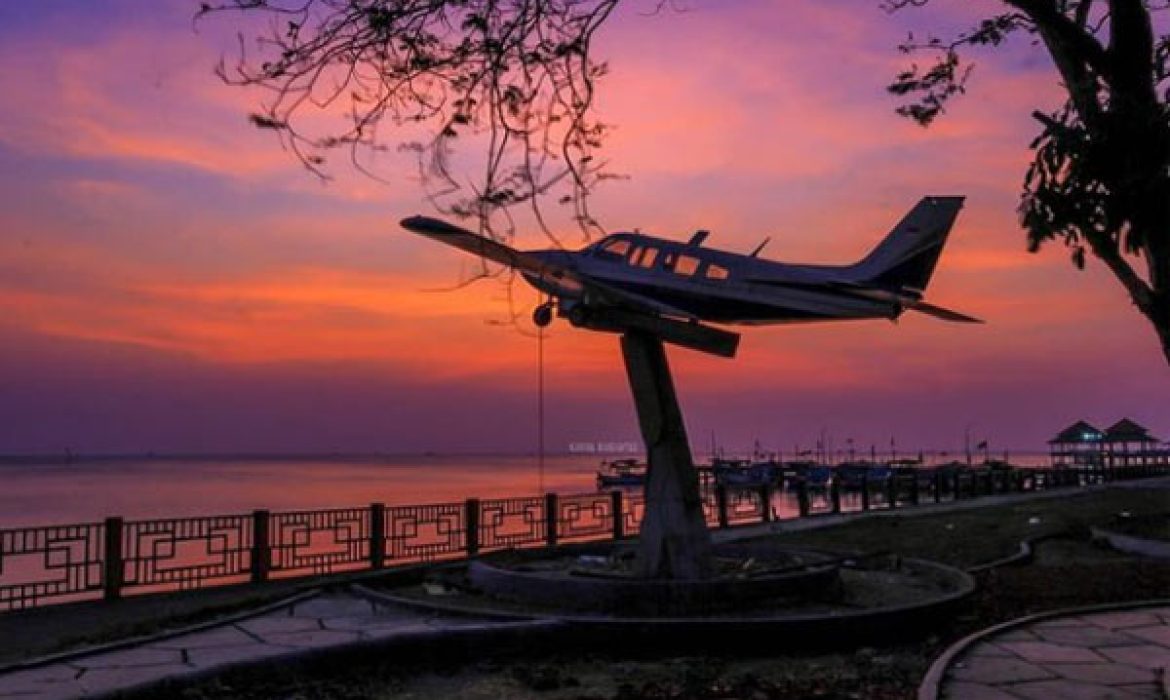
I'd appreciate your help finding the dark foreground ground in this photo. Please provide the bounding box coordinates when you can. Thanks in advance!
[151,486,1169,700]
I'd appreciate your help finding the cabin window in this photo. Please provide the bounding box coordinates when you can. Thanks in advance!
[594,238,631,262]
[705,263,730,280]
[673,255,701,276]
[633,246,659,268]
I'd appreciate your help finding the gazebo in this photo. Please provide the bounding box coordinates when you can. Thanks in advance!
[1048,420,1105,469]
[1102,418,1164,468]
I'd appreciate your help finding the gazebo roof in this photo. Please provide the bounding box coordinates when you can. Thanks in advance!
[1049,420,1103,444]
[1104,418,1158,443]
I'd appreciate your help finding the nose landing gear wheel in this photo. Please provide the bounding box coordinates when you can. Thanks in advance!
[533,302,554,328]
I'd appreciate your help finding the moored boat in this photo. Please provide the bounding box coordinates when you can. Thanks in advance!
[596,458,646,489]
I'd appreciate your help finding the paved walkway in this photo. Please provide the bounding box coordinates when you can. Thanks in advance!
[929,604,1170,699]
[0,589,548,699]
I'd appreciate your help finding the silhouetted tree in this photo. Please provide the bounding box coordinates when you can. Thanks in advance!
[885,0,1170,366]
[199,0,620,246]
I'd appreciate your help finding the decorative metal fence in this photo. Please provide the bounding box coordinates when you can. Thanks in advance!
[1,464,1165,612]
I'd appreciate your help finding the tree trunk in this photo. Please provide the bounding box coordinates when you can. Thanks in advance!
[1146,290,1170,367]
[620,331,714,580]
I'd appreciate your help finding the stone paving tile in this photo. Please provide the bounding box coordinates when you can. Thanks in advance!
[1033,625,1146,648]
[183,641,291,670]
[998,640,1106,664]
[1114,684,1163,699]
[320,609,429,631]
[949,655,1054,684]
[357,622,436,640]
[1035,618,1090,629]
[236,614,323,636]
[149,625,260,650]
[942,680,1022,699]
[288,595,375,619]
[1095,645,1170,670]
[1044,661,1155,685]
[0,682,84,700]
[1123,625,1170,647]
[1007,678,1150,699]
[1085,612,1165,631]
[997,629,1042,642]
[70,647,183,669]
[262,628,362,649]
[965,642,1015,658]
[0,666,81,697]
[77,663,192,696]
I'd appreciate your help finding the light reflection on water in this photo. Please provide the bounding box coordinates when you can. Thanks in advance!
[0,455,601,528]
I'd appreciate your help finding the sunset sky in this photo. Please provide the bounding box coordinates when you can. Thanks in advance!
[1,0,1165,457]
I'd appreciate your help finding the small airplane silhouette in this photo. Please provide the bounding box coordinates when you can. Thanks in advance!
[401,196,979,358]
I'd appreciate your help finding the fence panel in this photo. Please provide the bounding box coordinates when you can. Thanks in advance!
[622,492,645,536]
[479,497,546,551]
[384,502,465,564]
[121,515,253,593]
[0,522,104,611]
[269,508,369,578]
[725,488,765,525]
[557,493,614,541]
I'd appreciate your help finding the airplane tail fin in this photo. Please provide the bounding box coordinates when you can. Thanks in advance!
[849,196,965,296]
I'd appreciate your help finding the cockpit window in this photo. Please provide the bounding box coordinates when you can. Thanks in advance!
[673,255,701,276]
[633,247,659,268]
[593,238,631,262]
[705,263,730,280]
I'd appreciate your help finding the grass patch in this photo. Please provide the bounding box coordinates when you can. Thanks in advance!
[757,487,1169,568]
[1101,512,1170,541]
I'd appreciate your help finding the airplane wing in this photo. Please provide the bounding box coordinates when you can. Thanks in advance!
[400,216,556,276]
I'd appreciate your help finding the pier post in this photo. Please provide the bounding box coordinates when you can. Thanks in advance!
[885,474,897,509]
[545,493,559,548]
[369,503,386,570]
[933,471,943,503]
[829,477,841,514]
[797,481,810,517]
[611,490,625,540]
[250,510,270,583]
[758,484,772,523]
[860,474,870,512]
[909,472,920,506]
[103,517,123,601]
[465,498,480,557]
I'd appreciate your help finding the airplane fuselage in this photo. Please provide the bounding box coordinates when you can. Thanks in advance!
[522,233,901,326]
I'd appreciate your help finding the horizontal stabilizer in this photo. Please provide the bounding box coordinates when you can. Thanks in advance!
[908,301,983,324]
